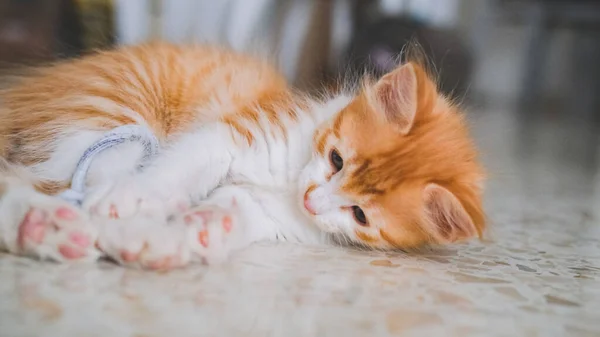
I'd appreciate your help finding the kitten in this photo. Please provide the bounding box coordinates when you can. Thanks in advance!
[0,43,485,269]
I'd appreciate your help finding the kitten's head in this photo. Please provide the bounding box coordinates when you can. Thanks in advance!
[299,60,485,249]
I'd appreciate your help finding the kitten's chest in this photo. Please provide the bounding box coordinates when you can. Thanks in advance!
[228,122,313,189]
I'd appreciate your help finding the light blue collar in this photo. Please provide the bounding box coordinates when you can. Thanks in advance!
[58,125,159,206]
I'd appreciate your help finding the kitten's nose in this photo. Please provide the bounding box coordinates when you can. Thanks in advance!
[303,191,317,215]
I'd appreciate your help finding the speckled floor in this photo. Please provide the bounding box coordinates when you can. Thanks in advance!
[1,109,599,337]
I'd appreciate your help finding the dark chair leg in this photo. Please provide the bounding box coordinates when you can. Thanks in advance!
[518,2,551,117]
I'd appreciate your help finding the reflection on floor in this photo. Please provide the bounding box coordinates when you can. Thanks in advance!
[1,108,599,337]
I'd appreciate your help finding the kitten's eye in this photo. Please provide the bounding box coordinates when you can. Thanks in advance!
[330,149,343,173]
[352,206,368,226]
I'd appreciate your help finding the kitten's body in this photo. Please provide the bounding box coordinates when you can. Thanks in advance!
[0,43,485,269]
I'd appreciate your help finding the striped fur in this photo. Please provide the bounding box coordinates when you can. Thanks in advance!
[0,42,485,261]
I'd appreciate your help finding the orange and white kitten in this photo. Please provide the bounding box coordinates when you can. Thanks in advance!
[0,43,485,269]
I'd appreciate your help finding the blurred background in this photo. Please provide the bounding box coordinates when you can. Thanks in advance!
[1,0,599,210]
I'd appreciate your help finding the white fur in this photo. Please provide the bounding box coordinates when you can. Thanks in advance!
[30,129,145,186]
[0,176,99,262]
[0,93,367,266]
[28,130,101,182]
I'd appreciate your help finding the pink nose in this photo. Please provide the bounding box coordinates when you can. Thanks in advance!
[303,192,316,215]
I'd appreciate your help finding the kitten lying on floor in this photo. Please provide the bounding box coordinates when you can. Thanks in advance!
[0,43,485,269]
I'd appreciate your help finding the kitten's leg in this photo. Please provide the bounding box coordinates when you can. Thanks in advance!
[95,197,244,269]
[0,179,100,262]
[169,185,272,265]
[84,123,239,219]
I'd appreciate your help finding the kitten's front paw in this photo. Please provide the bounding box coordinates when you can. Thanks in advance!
[178,204,240,265]
[84,178,166,220]
[96,217,191,270]
[16,198,100,262]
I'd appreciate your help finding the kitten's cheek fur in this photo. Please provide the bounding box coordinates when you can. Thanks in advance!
[297,157,329,193]
[313,213,351,234]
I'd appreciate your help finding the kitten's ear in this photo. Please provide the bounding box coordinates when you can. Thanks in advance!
[422,184,477,243]
[371,63,418,134]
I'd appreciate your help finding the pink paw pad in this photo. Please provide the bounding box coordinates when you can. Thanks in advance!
[120,250,140,262]
[58,244,85,259]
[198,230,209,247]
[109,204,119,219]
[55,207,78,220]
[18,209,48,246]
[147,256,178,270]
[69,232,91,248]
[222,216,232,233]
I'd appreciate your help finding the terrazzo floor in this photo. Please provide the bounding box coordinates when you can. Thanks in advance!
[1,109,599,337]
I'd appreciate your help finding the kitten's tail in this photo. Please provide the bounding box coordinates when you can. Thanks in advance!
[0,121,66,194]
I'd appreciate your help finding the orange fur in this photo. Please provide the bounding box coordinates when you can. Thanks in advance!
[316,60,485,249]
[0,43,294,192]
[0,42,485,250]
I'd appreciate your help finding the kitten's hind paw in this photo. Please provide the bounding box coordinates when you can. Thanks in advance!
[95,217,192,270]
[16,198,100,262]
